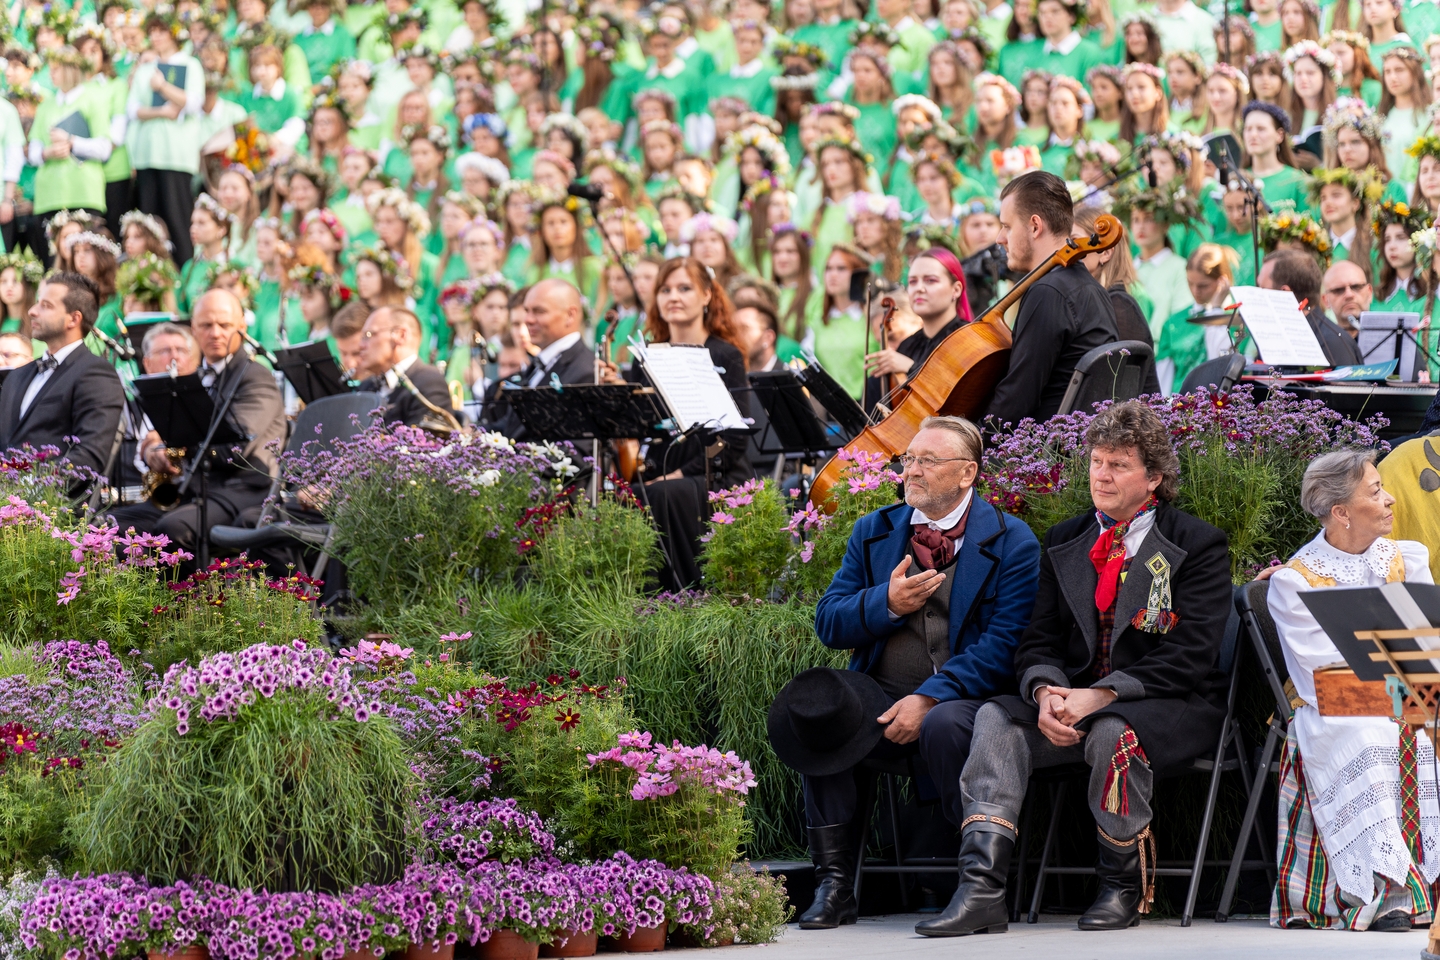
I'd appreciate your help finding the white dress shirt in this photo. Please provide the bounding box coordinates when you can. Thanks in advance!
[19,339,85,418]
[382,352,419,390]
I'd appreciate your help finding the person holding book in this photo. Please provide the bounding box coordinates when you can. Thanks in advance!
[27,47,112,225]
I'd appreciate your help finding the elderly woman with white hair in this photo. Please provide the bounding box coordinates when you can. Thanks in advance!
[1267,448,1438,931]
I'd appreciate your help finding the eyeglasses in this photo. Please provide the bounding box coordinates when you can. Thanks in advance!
[1325,282,1369,296]
[897,454,974,470]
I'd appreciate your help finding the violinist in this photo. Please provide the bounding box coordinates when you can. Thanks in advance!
[600,257,753,591]
[987,171,1119,429]
[863,256,970,413]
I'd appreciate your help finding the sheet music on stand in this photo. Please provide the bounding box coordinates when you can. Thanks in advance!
[1356,312,1423,379]
[1228,286,1331,367]
[631,341,748,432]
[1300,582,1440,680]
[273,339,352,404]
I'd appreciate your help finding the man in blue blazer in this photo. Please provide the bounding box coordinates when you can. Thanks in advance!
[795,415,1041,928]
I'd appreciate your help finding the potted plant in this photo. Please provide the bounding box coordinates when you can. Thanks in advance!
[469,859,579,960]
[19,874,211,960]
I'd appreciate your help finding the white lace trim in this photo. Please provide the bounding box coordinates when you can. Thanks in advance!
[1291,532,1398,584]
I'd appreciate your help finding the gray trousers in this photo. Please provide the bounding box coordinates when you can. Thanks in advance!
[959,701,1153,842]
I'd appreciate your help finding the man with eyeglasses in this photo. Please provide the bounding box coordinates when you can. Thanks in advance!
[773,415,1040,930]
[1319,260,1372,337]
[1258,250,1362,366]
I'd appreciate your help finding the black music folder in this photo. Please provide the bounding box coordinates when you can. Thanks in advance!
[749,369,845,456]
[796,362,868,439]
[133,371,245,452]
[1301,582,1440,682]
[273,339,351,404]
[502,383,670,442]
[151,63,186,107]
[52,110,90,139]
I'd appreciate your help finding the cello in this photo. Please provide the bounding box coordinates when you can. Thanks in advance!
[809,213,1124,506]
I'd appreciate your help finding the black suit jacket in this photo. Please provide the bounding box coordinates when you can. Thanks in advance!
[1106,283,1161,396]
[485,338,596,440]
[992,501,1232,771]
[363,361,454,427]
[0,343,125,478]
[204,351,287,490]
[1306,308,1363,367]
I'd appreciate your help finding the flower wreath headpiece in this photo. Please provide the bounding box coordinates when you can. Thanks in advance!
[812,136,873,169]
[724,125,792,178]
[400,123,453,156]
[1121,61,1166,85]
[194,192,236,227]
[117,252,180,304]
[1373,198,1431,238]
[366,188,431,237]
[1322,96,1385,145]
[1242,99,1293,135]
[892,94,943,123]
[679,213,739,244]
[354,245,414,289]
[771,221,814,248]
[1282,40,1340,83]
[45,209,96,249]
[120,210,173,251]
[0,251,41,286]
[301,208,348,248]
[845,192,902,223]
[63,231,121,258]
[1258,211,1332,265]
[1307,164,1384,204]
[540,112,589,150]
[1209,62,1251,97]
[1322,30,1370,54]
[974,71,1020,106]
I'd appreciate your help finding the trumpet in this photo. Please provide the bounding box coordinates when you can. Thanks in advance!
[396,370,464,436]
[141,447,186,511]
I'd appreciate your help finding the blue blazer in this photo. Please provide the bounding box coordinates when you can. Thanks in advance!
[814,498,1042,703]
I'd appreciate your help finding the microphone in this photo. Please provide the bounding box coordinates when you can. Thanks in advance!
[240,330,279,365]
[567,181,606,203]
[92,327,135,361]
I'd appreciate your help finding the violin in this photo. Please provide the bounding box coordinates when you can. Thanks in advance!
[878,296,897,413]
[809,214,1125,507]
[597,311,643,481]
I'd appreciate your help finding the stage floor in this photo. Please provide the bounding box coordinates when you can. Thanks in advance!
[729,914,1428,957]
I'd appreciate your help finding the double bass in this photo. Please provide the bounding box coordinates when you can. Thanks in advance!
[809,213,1124,506]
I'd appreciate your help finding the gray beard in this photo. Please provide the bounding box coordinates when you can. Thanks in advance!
[905,483,962,519]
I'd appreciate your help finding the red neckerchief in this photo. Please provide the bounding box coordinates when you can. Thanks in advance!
[1088,496,1158,611]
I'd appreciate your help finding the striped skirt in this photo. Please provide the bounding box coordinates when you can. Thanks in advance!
[1271,728,1433,930]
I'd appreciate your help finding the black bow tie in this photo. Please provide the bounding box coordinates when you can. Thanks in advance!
[35,354,57,373]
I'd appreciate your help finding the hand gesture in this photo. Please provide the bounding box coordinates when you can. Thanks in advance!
[597,359,624,385]
[877,694,937,744]
[1036,686,1084,748]
[149,68,167,91]
[863,349,914,379]
[886,555,945,616]
[1054,687,1118,727]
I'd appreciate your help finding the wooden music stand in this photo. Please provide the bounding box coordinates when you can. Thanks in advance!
[1314,624,1440,954]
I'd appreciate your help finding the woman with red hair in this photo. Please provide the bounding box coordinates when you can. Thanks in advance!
[602,257,754,590]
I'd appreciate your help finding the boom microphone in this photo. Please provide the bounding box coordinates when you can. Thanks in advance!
[567,181,606,203]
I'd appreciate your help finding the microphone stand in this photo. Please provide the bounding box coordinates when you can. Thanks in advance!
[1218,154,1271,286]
[1072,151,1143,207]
[177,351,251,569]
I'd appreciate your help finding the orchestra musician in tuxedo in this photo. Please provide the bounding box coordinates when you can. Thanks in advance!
[0,272,125,481]
[108,289,285,572]
[355,306,456,428]
[483,279,595,438]
[987,171,1120,429]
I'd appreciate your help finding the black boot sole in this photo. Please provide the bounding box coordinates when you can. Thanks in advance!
[914,921,1009,937]
[1077,916,1140,931]
[798,915,858,930]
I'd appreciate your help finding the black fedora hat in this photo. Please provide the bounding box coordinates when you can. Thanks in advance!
[767,667,891,777]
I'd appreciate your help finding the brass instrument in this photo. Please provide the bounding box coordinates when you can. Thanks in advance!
[396,369,465,436]
[140,446,186,510]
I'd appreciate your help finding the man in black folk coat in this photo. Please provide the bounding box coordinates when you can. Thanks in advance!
[0,272,124,479]
[917,401,1232,938]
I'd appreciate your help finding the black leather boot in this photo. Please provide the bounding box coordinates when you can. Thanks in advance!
[798,824,858,929]
[1078,828,1151,931]
[913,827,1013,937]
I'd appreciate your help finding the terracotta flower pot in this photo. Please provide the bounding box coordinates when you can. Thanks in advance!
[407,942,457,960]
[539,930,597,958]
[342,951,378,960]
[479,931,538,960]
[616,924,665,953]
[149,946,209,960]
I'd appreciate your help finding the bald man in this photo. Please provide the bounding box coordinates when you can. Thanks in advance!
[484,278,595,439]
[1319,259,1373,336]
[109,289,285,572]
[357,306,454,427]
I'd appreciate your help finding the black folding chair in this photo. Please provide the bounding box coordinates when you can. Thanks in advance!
[1216,579,1291,920]
[1179,354,1247,396]
[1055,341,1154,417]
[1024,590,1270,926]
[851,756,962,910]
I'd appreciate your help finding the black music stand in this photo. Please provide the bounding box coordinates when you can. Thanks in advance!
[749,370,848,498]
[273,340,352,403]
[796,363,869,439]
[503,383,670,442]
[133,372,248,568]
[120,312,183,356]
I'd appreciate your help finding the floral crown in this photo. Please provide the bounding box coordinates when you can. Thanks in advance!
[473,272,516,300]
[282,156,335,197]
[771,222,814,247]
[1242,99,1292,134]
[3,47,40,71]
[1219,14,1255,39]
[1052,0,1089,27]
[1112,180,1200,230]
[119,211,172,251]
[494,178,539,211]
[455,151,509,188]
[332,58,373,85]
[1323,96,1385,145]
[1373,199,1430,238]
[1165,49,1208,82]
[540,112,589,150]
[844,48,894,79]
[397,43,441,68]
[773,38,829,71]
[639,119,683,144]
[1122,61,1166,85]
[440,277,481,307]
[213,264,259,305]
[1118,9,1155,28]
[632,87,678,112]
[1382,45,1424,66]
[741,174,783,212]
[904,223,962,258]
[0,251,43,286]
[529,187,592,229]
[1049,74,1091,106]
[1140,131,1204,171]
[1086,63,1124,88]
[354,245,413,289]
[442,190,484,219]
[850,20,901,47]
[1409,130,1440,163]
[233,22,290,53]
[366,187,431,236]
[1307,164,1384,204]
[892,94,943,124]
[191,192,235,227]
[574,16,621,62]
[811,101,861,123]
[459,216,504,245]
[771,69,822,91]
[710,96,750,116]
[300,208,347,247]
[1282,40,1339,83]
[1259,210,1332,265]
[724,125,791,178]
[952,28,994,62]
[975,71,1020,106]
[1322,30,1369,53]
[912,149,962,188]
[813,136,873,168]
[1209,62,1251,96]
[679,213,738,244]
[638,14,686,40]
[63,231,121,258]
[44,45,91,72]
[385,9,428,33]
[1020,67,1054,92]
[307,88,351,125]
[400,123,452,155]
[583,147,644,193]
[502,45,542,71]
[44,209,96,246]
[533,150,577,181]
[1412,225,1440,272]
[33,3,79,37]
[463,112,508,145]
[845,192,901,223]
[117,252,180,304]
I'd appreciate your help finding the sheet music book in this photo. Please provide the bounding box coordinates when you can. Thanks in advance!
[632,342,747,432]
[1228,286,1331,367]
[1293,125,1323,158]
[1357,311,1422,378]
[151,63,186,108]
[52,110,90,139]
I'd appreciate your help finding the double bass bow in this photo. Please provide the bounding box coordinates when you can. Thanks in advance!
[808,213,1124,507]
